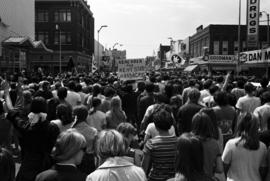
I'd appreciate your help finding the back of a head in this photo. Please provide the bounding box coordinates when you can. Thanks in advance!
[42,81,50,91]
[237,79,245,89]
[104,87,116,97]
[111,96,122,110]
[92,84,101,96]
[260,77,269,88]
[153,105,173,131]
[176,133,204,178]
[96,130,126,160]
[236,112,259,150]
[56,104,73,125]
[192,112,214,139]
[116,122,137,138]
[188,88,200,103]
[73,105,88,121]
[209,85,219,95]
[244,82,255,94]
[30,96,47,114]
[217,76,224,83]
[75,83,82,92]
[68,80,76,91]
[92,97,102,108]
[57,87,68,100]
[261,91,270,103]
[54,82,62,90]
[137,81,146,92]
[51,129,86,162]
[145,82,155,93]
[203,79,212,89]
[214,91,228,106]
[0,147,15,181]
[189,79,196,87]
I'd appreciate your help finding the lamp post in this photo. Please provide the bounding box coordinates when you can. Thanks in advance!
[97,25,108,71]
[236,0,241,76]
[56,24,61,73]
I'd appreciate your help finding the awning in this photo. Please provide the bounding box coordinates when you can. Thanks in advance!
[184,65,198,72]
[2,36,53,52]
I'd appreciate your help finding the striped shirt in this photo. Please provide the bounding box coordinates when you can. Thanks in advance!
[143,135,177,181]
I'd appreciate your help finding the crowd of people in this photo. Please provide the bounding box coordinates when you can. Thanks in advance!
[0,70,270,181]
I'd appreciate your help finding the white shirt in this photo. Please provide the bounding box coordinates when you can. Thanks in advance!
[66,90,81,107]
[253,103,270,131]
[236,95,261,113]
[145,122,175,138]
[86,110,106,131]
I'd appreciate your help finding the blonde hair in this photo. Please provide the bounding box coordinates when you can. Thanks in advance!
[51,129,86,162]
[96,130,126,160]
[110,96,122,111]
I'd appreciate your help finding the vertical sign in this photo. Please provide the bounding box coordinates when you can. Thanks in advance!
[247,0,260,49]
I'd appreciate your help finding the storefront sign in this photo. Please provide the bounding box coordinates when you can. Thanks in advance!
[240,47,270,63]
[206,55,236,63]
[247,0,260,48]
[118,59,146,80]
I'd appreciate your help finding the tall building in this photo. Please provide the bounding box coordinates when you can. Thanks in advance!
[31,0,95,73]
[0,0,36,72]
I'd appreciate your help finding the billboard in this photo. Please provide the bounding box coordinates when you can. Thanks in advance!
[247,0,260,48]
[118,59,145,80]
[240,47,270,63]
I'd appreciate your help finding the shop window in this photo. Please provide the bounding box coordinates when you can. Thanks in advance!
[234,41,238,55]
[54,32,72,44]
[222,41,228,55]
[36,32,49,44]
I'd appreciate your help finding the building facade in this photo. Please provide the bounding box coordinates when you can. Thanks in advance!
[189,24,270,73]
[31,0,95,73]
[0,0,35,72]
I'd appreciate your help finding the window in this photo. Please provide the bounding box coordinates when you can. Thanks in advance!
[36,32,49,44]
[54,9,71,22]
[234,41,238,55]
[213,41,219,55]
[222,41,228,55]
[36,10,48,22]
[54,32,72,44]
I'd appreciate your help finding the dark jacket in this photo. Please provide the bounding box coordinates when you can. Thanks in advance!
[35,164,87,181]
[7,111,59,181]
[137,94,155,125]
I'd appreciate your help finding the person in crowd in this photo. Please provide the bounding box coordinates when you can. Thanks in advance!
[51,104,73,133]
[192,112,223,177]
[216,76,224,90]
[256,77,270,98]
[169,95,182,121]
[116,122,143,166]
[72,105,98,174]
[137,82,155,125]
[222,112,267,181]
[6,95,59,181]
[167,133,214,181]
[177,88,203,134]
[182,79,196,104]
[144,104,176,143]
[212,91,237,139]
[200,79,213,102]
[0,147,15,181]
[231,79,245,101]
[66,80,81,107]
[266,147,270,181]
[0,100,12,149]
[86,84,105,110]
[142,106,177,181]
[51,81,62,98]
[86,97,107,131]
[106,96,127,129]
[236,82,261,114]
[99,86,115,113]
[35,129,87,181]
[202,85,219,108]
[86,130,147,181]
[75,83,87,105]
[34,81,53,100]
[21,90,32,118]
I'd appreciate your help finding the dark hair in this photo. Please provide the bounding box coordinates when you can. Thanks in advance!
[260,77,269,88]
[0,147,15,181]
[236,112,259,150]
[217,76,224,83]
[92,84,101,97]
[244,82,255,94]
[165,84,174,99]
[89,97,102,115]
[137,81,146,92]
[192,112,215,140]
[203,79,212,89]
[116,122,137,138]
[153,105,173,131]
[104,87,115,97]
[56,104,73,126]
[145,82,155,93]
[75,83,82,92]
[54,82,62,90]
[175,133,204,180]
[57,87,68,100]
[261,91,270,103]
[209,85,219,95]
[0,100,4,115]
[30,97,47,113]
[188,88,201,103]
[214,91,228,106]
[199,108,219,140]
[189,79,196,87]
[68,80,76,91]
[237,79,245,89]
[73,105,88,124]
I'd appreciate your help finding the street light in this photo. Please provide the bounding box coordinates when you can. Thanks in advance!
[97,25,108,71]
[260,11,270,47]
[56,24,62,73]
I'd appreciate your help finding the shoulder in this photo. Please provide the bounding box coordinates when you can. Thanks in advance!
[36,169,58,181]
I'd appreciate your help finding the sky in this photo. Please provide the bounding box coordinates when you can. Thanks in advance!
[89,0,270,59]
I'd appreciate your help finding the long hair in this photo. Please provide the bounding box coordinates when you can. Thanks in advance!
[236,112,259,150]
[199,108,219,140]
[192,112,215,140]
[56,104,73,126]
[175,133,204,180]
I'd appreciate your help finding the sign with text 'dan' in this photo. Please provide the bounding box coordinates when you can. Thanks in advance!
[240,47,270,63]
[118,59,146,80]
[247,0,260,48]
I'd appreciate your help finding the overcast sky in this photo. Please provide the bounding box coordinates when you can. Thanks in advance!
[89,0,270,58]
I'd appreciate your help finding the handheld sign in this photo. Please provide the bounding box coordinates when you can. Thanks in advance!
[118,59,146,81]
